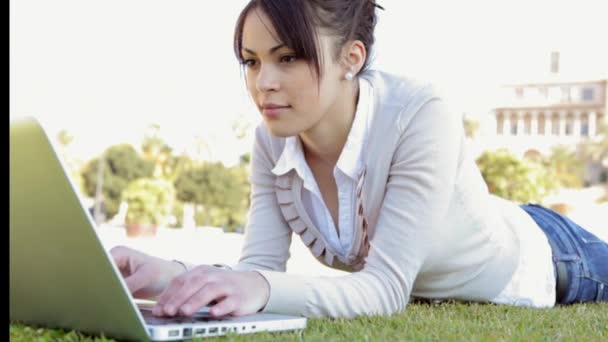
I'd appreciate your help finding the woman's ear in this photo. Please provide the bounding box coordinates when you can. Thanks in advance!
[341,40,367,75]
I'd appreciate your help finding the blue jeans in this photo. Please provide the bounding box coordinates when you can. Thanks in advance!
[520,204,608,304]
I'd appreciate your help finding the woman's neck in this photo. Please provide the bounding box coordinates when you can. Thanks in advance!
[299,80,360,167]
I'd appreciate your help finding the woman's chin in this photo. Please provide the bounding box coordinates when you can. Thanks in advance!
[264,122,298,138]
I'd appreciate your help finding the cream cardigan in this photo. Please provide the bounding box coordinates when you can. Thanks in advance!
[232,70,541,318]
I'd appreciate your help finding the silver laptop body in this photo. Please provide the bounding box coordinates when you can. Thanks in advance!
[9,116,307,341]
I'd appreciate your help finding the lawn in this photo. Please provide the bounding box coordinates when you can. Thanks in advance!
[10,302,608,341]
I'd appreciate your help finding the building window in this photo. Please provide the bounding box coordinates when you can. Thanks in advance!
[511,123,518,135]
[561,86,571,103]
[497,114,504,134]
[538,87,548,98]
[538,115,546,135]
[569,86,580,102]
[551,114,560,135]
[515,87,524,99]
[565,114,574,135]
[581,87,595,101]
[524,114,532,135]
[581,123,589,136]
[548,86,560,103]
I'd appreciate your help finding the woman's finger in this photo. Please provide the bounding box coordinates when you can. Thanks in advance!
[180,282,230,317]
[156,272,212,316]
[155,273,185,306]
[210,295,239,317]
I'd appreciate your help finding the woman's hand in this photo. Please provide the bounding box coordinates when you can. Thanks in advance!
[153,266,270,318]
[110,245,186,299]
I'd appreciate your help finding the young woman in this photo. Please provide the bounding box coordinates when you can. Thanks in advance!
[111,0,608,319]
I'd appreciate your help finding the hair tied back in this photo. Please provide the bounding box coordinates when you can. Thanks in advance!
[372,1,385,11]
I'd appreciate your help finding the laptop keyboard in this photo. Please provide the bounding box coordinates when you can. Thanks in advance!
[140,308,220,325]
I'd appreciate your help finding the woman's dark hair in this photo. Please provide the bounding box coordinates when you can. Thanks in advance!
[233,0,382,79]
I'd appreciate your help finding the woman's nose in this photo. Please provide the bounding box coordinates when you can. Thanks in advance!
[256,64,280,93]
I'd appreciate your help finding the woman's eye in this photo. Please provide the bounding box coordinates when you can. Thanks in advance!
[280,55,297,63]
[243,59,257,68]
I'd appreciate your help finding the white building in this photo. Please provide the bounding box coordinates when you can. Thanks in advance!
[476,53,607,184]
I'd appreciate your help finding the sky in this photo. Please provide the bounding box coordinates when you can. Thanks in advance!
[10,0,608,166]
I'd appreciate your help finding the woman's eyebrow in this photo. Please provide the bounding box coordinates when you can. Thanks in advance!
[242,43,286,56]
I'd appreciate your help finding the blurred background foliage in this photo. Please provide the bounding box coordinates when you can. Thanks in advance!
[474,122,607,205]
[81,144,155,219]
[122,177,176,226]
[476,148,559,204]
[75,125,251,233]
[54,119,606,234]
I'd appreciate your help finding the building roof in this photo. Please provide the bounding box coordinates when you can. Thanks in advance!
[500,72,607,88]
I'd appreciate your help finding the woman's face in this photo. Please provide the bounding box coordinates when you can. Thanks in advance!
[241,8,344,137]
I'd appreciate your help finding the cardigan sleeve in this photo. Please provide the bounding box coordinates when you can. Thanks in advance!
[232,125,293,273]
[255,97,463,318]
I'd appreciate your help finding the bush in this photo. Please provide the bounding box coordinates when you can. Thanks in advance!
[169,200,184,228]
[542,145,584,188]
[175,163,250,230]
[81,144,154,218]
[476,149,558,204]
[121,178,176,226]
[174,162,250,231]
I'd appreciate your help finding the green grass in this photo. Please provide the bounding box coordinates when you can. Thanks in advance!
[10,302,608,341]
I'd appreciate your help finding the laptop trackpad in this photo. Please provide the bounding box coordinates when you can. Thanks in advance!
[139,308,222,325]
[136,300,218,325]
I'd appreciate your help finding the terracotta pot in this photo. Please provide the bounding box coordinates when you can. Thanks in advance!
[550,203,571,215]
[125,223,158,238]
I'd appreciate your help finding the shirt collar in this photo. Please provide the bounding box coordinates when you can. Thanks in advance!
[271,135,302,176]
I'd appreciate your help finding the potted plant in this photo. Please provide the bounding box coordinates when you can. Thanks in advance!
[121,178,176,237]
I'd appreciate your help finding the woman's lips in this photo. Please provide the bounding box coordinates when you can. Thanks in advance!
[262,105,290,119]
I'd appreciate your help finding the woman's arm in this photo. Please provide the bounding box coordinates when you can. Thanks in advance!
[232,124,294,273]
[255,98,463,318]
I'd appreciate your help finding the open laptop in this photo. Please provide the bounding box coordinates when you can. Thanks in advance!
[9,116,307,341]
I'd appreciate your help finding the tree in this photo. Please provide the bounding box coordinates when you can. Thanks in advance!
[57,129,74,147]
[141,123,173,178]
[583,123,608,163]
[476,149,558,204]
[162,153,193,182]
[542,145,584,188]
[231,117,252,140]
[239,152,251,166]
[463,117,480,139]
[174,161,250,230]
[56,129,85,195]
[81,144,155,219]
[122,178,176,231]
[579,122,608,195]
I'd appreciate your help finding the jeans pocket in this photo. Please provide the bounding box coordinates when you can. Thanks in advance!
[578,242,608,282]
[578,277,608,302]
[602,283,608,301]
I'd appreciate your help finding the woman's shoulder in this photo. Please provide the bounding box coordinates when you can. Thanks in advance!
[362,69,442,106]
[362,69,447,131]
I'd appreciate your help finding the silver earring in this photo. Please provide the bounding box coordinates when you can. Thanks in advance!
[345,71,354,81]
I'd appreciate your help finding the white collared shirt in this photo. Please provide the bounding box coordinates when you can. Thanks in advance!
[271,77,374,258]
